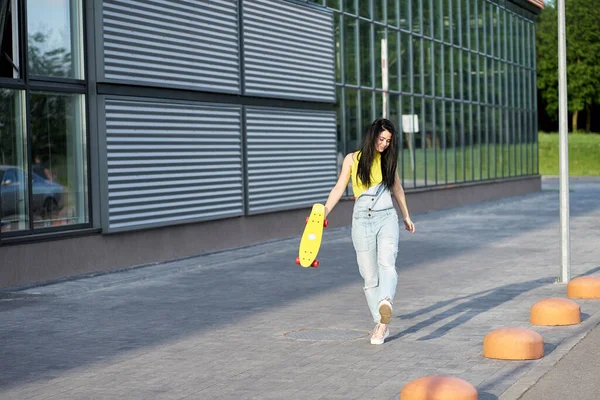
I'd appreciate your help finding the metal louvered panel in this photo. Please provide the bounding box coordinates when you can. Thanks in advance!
[102,0,240,93]
[246,108,337,213]
[242,0,335,102]
[104,98,243,232]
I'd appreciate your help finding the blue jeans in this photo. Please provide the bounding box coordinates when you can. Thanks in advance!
[351,194,399,324]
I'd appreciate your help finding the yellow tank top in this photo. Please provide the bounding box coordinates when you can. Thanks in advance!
[351,152,383,198]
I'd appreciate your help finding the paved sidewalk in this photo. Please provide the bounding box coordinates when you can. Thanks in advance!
[1,177,599,400]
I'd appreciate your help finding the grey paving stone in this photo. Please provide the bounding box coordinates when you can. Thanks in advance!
[1,178,599,399]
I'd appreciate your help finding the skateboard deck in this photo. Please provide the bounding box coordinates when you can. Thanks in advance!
[296,203,327,268]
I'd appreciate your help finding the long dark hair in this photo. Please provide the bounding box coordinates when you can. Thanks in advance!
[357,118,398,190]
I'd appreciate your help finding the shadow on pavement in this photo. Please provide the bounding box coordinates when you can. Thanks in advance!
[387,278,554,342]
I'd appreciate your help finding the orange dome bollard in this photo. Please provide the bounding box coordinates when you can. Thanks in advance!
[483,328,544,360]
[567,276,600,299]
[530,298,581,326]
[400,376,478,400]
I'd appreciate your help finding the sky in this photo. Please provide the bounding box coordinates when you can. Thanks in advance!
[27,0,73,52]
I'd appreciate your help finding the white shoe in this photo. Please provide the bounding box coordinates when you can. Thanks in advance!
[370,323,389,345]
[378,299,393,324]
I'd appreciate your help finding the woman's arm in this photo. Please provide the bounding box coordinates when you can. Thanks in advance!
[324,153,354,218]
[392,173,415,233]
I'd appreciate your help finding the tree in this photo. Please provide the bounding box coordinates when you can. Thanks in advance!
[28,31,71,78]
[536,0,600,131]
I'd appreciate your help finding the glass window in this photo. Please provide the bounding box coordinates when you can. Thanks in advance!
[360,90,373,131]
[344,16,358,85]
[434,0,443,40]
[400,32,411,92]
[0,89,28,232]
[389,93,400,136]
[334,14,342,83]
[507,13,513,64]
[375,25,386,89]
[359,0,371,18]
[401,97,415,187]
[495,59,502,106]
[412,0,422,34]
[434,43,443,97]
[443,0,451,43]
[530,23,536,70]
[413,37,422,94]
[0,0,20,79]
[387,0,399,27]
[478,0,485,53]
[328,0,341,10]
[27,0,84,79]
[482,105,490,179]
[487,56,494,104]
[462,0,470,49]
[489,105,497,178]
[424,98,437,185]
[345,0,357,14]
[423,0,433,38]
[374,0,385,22]
[413,97,423,185]
[359,20,373,87]
[472,50,479,102]
[500,8,506,61]
[376,89,384,119]
[423,40,432,96]
[470,0,477,52]
[463,50,470,101]
[487,2,494,56]
[452,0,460,46]
[454,48,461,99]
[444,45,452,99]
[388,30,399,91]
[335,86,343,155]
[445,100,456,182]
[346,88,359,151]
[400,0,410,30]
[479,54,485,104]
[30,92,88,229]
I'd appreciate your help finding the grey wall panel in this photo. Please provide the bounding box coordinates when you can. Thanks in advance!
[104,98,243,232]
[246,107,338,213]
[102,0,240,93]
[242,0,335,102]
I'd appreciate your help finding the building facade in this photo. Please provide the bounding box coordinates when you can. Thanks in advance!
[0,0,542,288]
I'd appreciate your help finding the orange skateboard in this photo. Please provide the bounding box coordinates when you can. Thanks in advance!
[296,203,328,268]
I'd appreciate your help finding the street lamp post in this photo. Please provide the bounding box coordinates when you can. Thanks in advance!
[557,0,570,283]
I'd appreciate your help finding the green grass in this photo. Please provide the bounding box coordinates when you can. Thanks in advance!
[398,143,537,184]
[538,133,600,176]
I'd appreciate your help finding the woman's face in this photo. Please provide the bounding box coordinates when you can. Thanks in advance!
[376,129,392,153]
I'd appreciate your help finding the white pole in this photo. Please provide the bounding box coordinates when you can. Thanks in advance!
[557,0,570,283]
[382,38,388,118]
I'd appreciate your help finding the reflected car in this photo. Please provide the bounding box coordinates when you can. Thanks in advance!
[0,165,65,219]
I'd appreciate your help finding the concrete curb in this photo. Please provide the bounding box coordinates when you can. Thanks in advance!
[499,306,600,399]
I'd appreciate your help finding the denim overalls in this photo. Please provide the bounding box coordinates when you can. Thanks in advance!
[351,183,399,323]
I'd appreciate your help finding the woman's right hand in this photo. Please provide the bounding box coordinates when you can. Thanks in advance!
[403,216,415,233]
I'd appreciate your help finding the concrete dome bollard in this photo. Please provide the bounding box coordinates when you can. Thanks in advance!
[530,298,581,326]
[400,376,478,400]
[567,276,600,299]
[483,328,544,360]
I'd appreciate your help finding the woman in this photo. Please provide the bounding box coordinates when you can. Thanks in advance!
[324,118,415,345]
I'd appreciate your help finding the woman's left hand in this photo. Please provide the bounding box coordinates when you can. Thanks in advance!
[403,217,415,233]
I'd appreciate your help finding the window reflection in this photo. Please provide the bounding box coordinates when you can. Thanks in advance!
[27,0,84,79]
[328,0,538,189]
[0,89,27,232]
[30,92,88,228]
